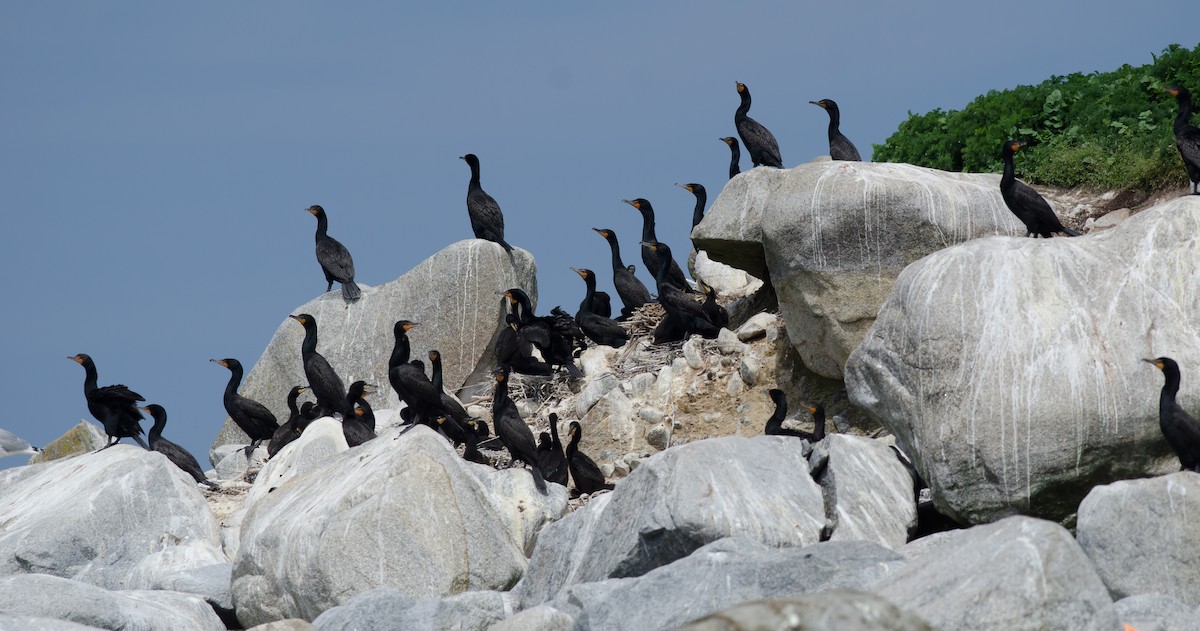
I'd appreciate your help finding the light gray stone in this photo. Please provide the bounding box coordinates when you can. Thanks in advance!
[469,464,569,556]
[715,328,747,354]
[578,346,615,378]
[1114,594,1200,631]
[683,338,705,369]
[150,563,234,614]
[0,446,223,591]
[243,417,348,511]
[846,198,1200,524]
[734,312,777,342]
[1077,472,1200,608]
[0,574,224,631]
[213,240,537,453]
[692,250,763,297]
[316,590,512,631]
[27,420,107,464]
[310,588,416,631]
[487,605,574,631]
[247,621,316,631]
[213,444,268,481]
[676,591,936,631]
[814,434,916,549]
[231,426,527,626]
[738,354,761,386]
[0,617,105,631]
[874,516,1117,631]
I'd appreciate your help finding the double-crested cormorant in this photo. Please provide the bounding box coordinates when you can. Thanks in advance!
[642,241,720,340]
[492,366,547,492]
[593,228,652,318]
[503,288,584,378]
[734,82,783,168]
[139,404,218,488]
[720,137,742,179]
[347,381,377,432]
[428,350,471,428]
[288,314,354,419]
[268,385,309,458]
[537,413,569,486]
[496,314,553,376]
[1144,357,1200,472]
[675,183,708,230]
[698,281,730,331]
[810,99,862,161]
[306,205,361,302]
[211,358,280,454]
[1166,86,1200,195]
[0,429,40,458]
[624,198,694,292]
[572,268,630,348]
[342,380,377,447]
[565,421,613,495]
[763,389,825,441]
[460,153,514,252]
[69,354,147,450]
[462,418,490,465]
[1000,141,1081,237]
[590,291,613,319]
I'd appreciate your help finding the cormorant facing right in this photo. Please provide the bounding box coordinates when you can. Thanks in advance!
[675,183,708,230]
[763,389,825,441]
[698,281,729,331]
[572,268,630,348]
[211,358,280,454]
[540,412,569,486]
[1000,141,1081,238]
[592,228,651,318]
[1166,86,1200,195]
[342,381,377,447]
[268,385,309,458]
[810,99,862,161]
[1144,357,1200,472]
[69,354,147,450]
[139,404,218,488]
[492,367,547,492]
[734,82,783,168]
[460,153,514,252]
[720,137,742,180]
[306,205,361,302]
[624,198,693,292]
[565,421,614,495]
[289,314,354,419]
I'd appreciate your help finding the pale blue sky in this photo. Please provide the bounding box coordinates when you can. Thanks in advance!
[2,2,1195,468]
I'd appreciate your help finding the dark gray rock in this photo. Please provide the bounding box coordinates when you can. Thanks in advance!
[675,591,936,631]
[813,434,916,548]
[874,516,1116,631]
[1114,594,1200,631]
[0,574,224,631]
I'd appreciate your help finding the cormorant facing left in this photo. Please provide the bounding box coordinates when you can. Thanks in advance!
[1166,86,1200,195]
[347,381,376,432]
[809,99,862,161]
[306,205,361,302]
[698,281,730,331]
[69,354,147,450]
[624,198,693,292]
[268,385,309,458]
[460,153,514,252]
[211,358,280,455]
[537,412,569,486]
[734,82,783,168]
[642,241,720,340]
[1000,141,1081,238]
[720,137,742,180]
[288,314,354,419]
[139,404,218,488]
[572,268,630,348]
[1144,357,1200,472]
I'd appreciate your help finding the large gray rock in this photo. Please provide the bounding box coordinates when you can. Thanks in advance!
[487,605,574,631]
[231,426,527,626]
[149,563,234,615]
[0,618,105,631]
[874,516,1116,631]
[1077,472,1200,608]
[313,589,512,631]
[468,463,569,556]
[213,239,537,452]
[555,538,904,631]
[28,420,107,463]
[0,574,224,631]
[846,198,1200,524]
[676,591,936,631]
[694,161,1018,379]
[1114,594,1200,631]
[813,434,916,548]
[514,436,826,608]
[0,446,224,591]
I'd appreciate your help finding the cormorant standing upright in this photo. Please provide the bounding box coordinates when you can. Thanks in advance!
[428,350,471,428]
[537,412,569,486]
[68,354,147,450]
[342,380,377,447]
[1000,140,1081,238]
[306,205,360,302]
[492,367,547,492]
[675,183,708,230]
[571,268,629,348]
[139,404,218,488]
[503,288,584,378]
[592,228,651,319]
[1144,357,1200,472]
[565,421,614,495]
[720,137,742,179]
[288,314,353,419]
[810,99,862,161]
[268,385,309,458]
[211,358,280,454]
[734,82,783,168]
[1166,86,1200,195]
[624,198,694,293]
[460,153,514,252]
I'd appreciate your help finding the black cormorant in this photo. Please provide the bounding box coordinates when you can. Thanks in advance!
[537,413,569,486]
[139,404,218,488]
[496,314,554,376]
[69,354,147,450]
[428,350,471,428]
[763,389,825,441]
[1166,86,1200,195]
[1144,357,1200,472]
[809,99,862,161]
[347,381,377,432]
[592,228,651,319]
[460,153,514,252]
[288,314,354,419]
[268,385,309,458]
[1000,141,1081,238]
[572,268,630,348]
[566,421,614,495]
[642,241,719,340]
[624,198,693,292]
[492,367,547,492]
[342,381,377,447]
[306,205,361,302]
[720,137,742,179]
[698,281,730,331]
[211,358,280,455]
[503,288,584,378]
[675,183,708,230]
[734,82,783,168]
[590,291,613,319]
[462,418,490,465]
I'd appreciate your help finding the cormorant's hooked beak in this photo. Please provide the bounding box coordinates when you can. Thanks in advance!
[809,100,825,108]
[209,359,228,368]
[674,183,689,191]
[571,267,586,278]
[1143,358,1165,370]
[622,199,640,209]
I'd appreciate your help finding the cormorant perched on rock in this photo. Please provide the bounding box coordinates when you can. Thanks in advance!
[810,99,862,161]
[503,288,584,378]
[268,385,309,458]
[698,281,729,331]
[460,153,514,252]
[1000,141,1081,238]
[675,183,708,230]
[139,405,218,488]
[1166,86,1200,195]
[572,268,630,348]
[720,137,742,179]
[566,421,614,495]
[492,367,547,492]
[1144,357,1200,472]
[341,381,377,447]
[763,389,823,440]
[592,228,651,319]
[428,350,471,427]
[642,241,720,340]
[69,354,147,450]
[496,314,553,376]
[462,418,490,465]
[288,314,354,419]
[306,205,360,302]
[624,198,694,292]
[0,429,40,458]
[347,381,376,432]
[537,413,569,486]
[734,82,783,168]
[211,358,280,455]
[388,320,422,422]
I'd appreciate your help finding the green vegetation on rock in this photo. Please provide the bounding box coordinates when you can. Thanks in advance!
[874,44,1200,190]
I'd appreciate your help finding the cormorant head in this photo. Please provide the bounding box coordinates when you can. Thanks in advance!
[470,417,490,437]
[434,415,447,426]
[1002,140,1026,156]
[68,353,91,365]
[1165,86,1186,99]
[138,404,167,421]
[720,137,738,147]
[622,198,652,212]
[1144,357,1177,372]
[639,240,670,258]
[289,313,315,327]
[494,366,509,383]
[394,320,418,336]
[428,350,440,363]
[592,227,613,239]
[538,432,552,449]
[627,265,636,274]
[210,358,241,371]
[569,421,583,439]
[698,281,716,299]
[505,314,519,330]
[572,267,594,282]
[807,403,824,418]
[675,182,705,196]
[460,153,480,168]
[736,82,747,94]
[809,98,839,111]
[306,205,325,217]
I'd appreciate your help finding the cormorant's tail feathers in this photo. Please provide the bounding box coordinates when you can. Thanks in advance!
[342,281,361,302]
[1061,227,1082,237]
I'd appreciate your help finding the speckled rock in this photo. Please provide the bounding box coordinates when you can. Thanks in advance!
[813,434,916,549]
[27,420,106,463]
[0,574,224,631]
[676,591,935,631]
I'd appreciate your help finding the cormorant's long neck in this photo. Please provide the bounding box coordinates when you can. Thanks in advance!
[736,91,751,119]
[390,333,410,370]
[431,357,443,391]
[566,429,580,458]
[149,415,166,445]
[300,324,319,357]
[81,361,99,394]
[728,142,741,178]
[606,236,626,272]
[653,249,672,292]
[691,192,707,229]
[1160,366,1182,418]
[813,407,826,441]
[826,108,842,143]
[468,161,482,189]
[640,210,657,242]
[493,378,509,410]
[1175,93,1194,135]
[287,391,302,418]
[223,365,243,400]
[1001,150,1016,190]
[581,275,597,314]
[314,213,329,242]
[767,396,786,431]
[550,416,562,450]
[357,400,375,431]
[517,293,536,323]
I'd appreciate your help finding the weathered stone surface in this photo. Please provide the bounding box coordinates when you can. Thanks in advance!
[149,562,234,614]
[487,605,574,631]
[0,446,223,591]
[676,591,936,631]
[691,167,788,280]
[469,464,569,556]
[735,312,777,342]
[514,436,825,608]
[28,420,106,463]
[1113,594,1200,631]
[0,617,105,631]
[0,574,224,631]
[243,417,348,510]
[1077,472,1200,608]
[213,240,537,451]
[314,589,512,631]
[847,198,1200,524]
[231,426,527,626]
[875,516,1116,631]
[692,250,763,298]
[813,434,916,549]
[246,621,316,631]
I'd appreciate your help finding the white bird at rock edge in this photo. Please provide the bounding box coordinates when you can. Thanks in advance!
[0,428,41,458]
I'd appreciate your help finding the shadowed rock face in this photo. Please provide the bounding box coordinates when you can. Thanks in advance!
[847,197,1200,524]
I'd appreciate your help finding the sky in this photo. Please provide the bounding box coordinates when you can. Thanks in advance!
[2,2,1196,470]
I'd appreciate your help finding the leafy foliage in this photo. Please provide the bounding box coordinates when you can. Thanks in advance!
[873,44,1200,190]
